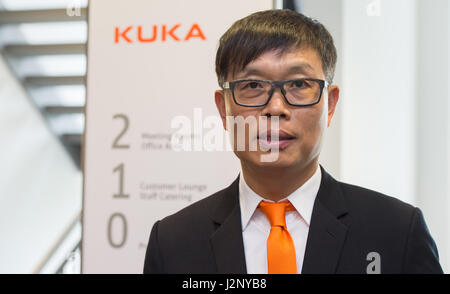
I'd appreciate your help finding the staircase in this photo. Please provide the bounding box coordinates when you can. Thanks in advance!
[0,0,87,273]
[0,0,87,169]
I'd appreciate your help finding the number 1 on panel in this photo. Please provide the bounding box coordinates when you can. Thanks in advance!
[113,163,129,198]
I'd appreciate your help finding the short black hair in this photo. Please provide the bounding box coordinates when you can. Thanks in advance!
[215,9,337,87]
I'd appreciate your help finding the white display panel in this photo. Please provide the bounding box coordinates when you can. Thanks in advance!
[83,0,273,273]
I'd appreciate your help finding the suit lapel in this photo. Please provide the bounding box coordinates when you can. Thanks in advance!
[302,165,349,274]
[209,174,247,274]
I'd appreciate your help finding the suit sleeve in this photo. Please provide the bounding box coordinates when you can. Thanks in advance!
[143,220,165,274]
[402,207,443,274]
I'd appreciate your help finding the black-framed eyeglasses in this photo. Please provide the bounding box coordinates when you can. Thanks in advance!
[222,78,329,107]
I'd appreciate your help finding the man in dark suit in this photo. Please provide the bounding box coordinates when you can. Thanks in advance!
[144,9,443,274]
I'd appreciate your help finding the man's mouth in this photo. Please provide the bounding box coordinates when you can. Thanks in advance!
[257,130,296,150]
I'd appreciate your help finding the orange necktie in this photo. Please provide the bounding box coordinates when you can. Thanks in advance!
[258,200,297,274]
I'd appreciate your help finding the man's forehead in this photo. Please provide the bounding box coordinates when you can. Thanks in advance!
[232,47,323,79]
[238,63,315,77]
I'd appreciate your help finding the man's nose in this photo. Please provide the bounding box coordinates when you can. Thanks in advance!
[260,87,291,118]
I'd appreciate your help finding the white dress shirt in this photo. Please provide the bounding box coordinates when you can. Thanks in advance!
[239,164,322,274]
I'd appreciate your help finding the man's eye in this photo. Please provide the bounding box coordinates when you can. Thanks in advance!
[291,80,306,88]
[246,82,262,89]
[242,82,262,89]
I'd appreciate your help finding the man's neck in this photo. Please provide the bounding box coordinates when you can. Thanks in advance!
[240,160,319,202]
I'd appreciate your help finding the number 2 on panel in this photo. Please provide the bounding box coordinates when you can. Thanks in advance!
[112,114,130,149]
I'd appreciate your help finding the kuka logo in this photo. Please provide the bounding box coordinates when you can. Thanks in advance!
[114,23,206,43]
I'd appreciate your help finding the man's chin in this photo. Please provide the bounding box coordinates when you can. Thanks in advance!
[242,150,299,169]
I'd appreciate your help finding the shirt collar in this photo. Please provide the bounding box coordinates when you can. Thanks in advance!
[239,164,322,231]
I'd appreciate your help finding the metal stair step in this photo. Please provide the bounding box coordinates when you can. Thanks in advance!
[23,75,85,86]
[43,106,84,115]
[3,43,86,56]
[61,133,82,146]
[0,8,87,24]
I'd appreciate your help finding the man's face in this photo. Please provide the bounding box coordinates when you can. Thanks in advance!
[215,47,339,172]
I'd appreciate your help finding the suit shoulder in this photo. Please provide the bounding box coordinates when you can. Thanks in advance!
[157,183,228,229]
[338,180,416,220]
[146,183,233,273]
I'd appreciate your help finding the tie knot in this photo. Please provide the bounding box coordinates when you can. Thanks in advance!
[258,200,295,228]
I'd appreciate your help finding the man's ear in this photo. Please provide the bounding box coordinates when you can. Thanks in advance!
[214,89,227,130]
[327,85,340,127]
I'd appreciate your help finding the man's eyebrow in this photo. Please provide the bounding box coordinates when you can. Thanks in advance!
[235,68,265,79]
[286,63,315,75]
[236,63,315,79]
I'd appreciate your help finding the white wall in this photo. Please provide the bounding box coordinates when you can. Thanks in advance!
[0,54,82,273]
[416,0,449,273]
[298,0,343,179]
[340,0,417,205]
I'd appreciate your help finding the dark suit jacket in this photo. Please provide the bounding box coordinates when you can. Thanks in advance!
[143,164,443,274]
